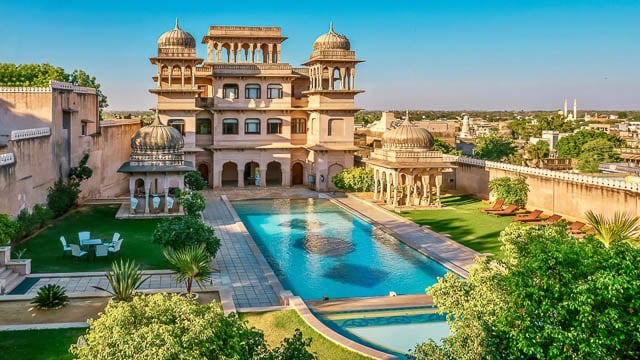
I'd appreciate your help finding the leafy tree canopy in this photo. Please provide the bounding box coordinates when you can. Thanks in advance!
[153,215,220,257]
[413,223,640,360]
[331,167,374,192]
[0,63,108,116]
[433,138,460,155]
[184,171,207,191]
[70,293,318,360]
[473,133,515,162]
[488,176,529,207]
[525,140,550,160]
[556,130,625,159]
[577,138,621,173]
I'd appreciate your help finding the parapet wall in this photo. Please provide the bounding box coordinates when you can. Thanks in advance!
[445,155,639,220]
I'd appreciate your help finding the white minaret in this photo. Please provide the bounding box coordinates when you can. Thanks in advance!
[460,114,470,138]
[564,99,568,117]
[573,99,577,120]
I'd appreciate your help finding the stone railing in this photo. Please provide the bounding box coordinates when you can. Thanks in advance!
[394,151,444,158]
[448,155,640,192]
[10,127,51,141]
[0,86,50,93]
[0,152,15,166]
[49,80,96,94]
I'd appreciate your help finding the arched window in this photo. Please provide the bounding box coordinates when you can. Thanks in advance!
[267,84,283,99]
[196,118,211,134]
[168,119,184,135]
[245,84,261,99]
[332,68,341,90]
[223,84,239,99]
[222,118,238,135]
[267,118,282,134]
[245,118,261,134]
[291,118,307,134]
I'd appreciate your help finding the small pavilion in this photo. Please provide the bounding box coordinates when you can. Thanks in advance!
[365,112,455,207]
[117,111,195,217]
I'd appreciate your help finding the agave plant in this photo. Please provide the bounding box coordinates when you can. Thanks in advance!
[164,244,211,295]
[585,210,640,247]
[93,260,150,302]
[31,284,69,309]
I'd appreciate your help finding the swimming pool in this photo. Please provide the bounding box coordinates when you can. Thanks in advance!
[232,198,449,300]
[319,307,449,357]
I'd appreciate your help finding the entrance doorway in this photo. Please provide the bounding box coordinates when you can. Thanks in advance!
[221,162,238,187]
[244,161,259,186]
[198,164,209,185]
[291,162,303,185]
[266,161,282,186]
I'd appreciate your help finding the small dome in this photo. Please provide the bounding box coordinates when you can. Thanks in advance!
[313,22,350,51]
[382,114,434,150]
[158,19,196,49]
[131,114,183,152]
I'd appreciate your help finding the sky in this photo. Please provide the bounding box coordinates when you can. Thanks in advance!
[1,0,639,111]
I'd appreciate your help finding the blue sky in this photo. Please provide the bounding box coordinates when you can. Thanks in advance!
[1,0,639,111]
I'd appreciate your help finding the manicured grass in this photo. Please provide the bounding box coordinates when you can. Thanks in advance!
[400,195,513,256]
[19,205,168,273]
[0,328,85,360]
[242,310,372,360]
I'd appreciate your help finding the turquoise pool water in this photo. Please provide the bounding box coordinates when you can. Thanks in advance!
[319,307,449,357]
[232,198,449,300]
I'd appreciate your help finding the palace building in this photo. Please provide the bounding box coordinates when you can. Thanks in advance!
[150,20,364,191]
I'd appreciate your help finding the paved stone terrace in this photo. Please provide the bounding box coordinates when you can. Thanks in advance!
[202,194,280,309]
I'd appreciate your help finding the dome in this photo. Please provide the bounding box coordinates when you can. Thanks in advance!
[157,19,196,49]
[313,22,351,51]
[131,114,184,152]
[382,114,434,150]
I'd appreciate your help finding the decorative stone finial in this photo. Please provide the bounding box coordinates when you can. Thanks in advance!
[151,108,163,126]
[403,110,411,125]
[330,21,334,33]
[175,18,179,29]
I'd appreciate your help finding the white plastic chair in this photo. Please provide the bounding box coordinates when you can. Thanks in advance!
[108,239,123,256]
[130,197,138,212]
[152,195,161,209]
[104,233,120,247]
[166,196,174,209]
[95,244,109,258]
[78,231,91,246]
[70,244,88,261]
[60,236,72,257]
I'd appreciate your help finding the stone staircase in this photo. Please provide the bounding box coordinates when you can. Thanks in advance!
[0,246,30,295]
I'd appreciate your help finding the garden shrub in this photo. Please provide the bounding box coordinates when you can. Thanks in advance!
[31,284,69,309]
[177,189,206,217]
[184,171,207,191]
[13,204,54,241]
[488,176,529,207]
[153,216,220,257]
[331,167,374,192]
[46,179,80,218]
[70,293,317,360]
[0,214,17,246]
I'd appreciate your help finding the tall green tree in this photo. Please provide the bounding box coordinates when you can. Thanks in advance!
[525,140,550,159]
[488,176,529,207]
[556,130,625,159]
[577,138,621,172]
[433,138,460,155]
[473,134,515,162]
[413,223,640,360]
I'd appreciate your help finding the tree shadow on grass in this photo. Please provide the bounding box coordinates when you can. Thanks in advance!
[412,218,503,255]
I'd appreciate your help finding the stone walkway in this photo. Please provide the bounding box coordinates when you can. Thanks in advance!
[330,194,480,277]
[203,197,280,309]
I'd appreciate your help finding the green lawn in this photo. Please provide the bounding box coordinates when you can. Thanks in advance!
[0,328,85,360]
[400,195,513,256]
[242,310,372,360]
[19,205,168,273]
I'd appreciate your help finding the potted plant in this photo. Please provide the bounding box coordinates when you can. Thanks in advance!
[93,259,150,302]
[163,244,211,299]
[31,284,69,309]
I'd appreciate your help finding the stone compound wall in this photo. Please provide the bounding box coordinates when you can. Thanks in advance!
[445,155,640,221]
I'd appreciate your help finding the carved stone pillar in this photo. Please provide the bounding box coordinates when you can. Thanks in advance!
[238,169,245,187]
[435,174,443,207]
[181,66,185,88]
[144,177,151,214]
[164,177,169,214]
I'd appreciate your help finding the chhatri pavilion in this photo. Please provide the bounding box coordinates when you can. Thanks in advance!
[365,112,455,207]
[117,111,195,217]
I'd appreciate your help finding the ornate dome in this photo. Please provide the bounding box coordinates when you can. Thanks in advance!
[382,113,435,150]
[129,112,185,167]
[313,22,351,51]
[157,19,196,49]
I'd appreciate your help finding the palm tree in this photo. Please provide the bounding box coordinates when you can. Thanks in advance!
[585,210,640,247]
[164,244,211,295]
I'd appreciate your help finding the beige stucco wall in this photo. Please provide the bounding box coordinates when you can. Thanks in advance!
[451,160,640,221]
